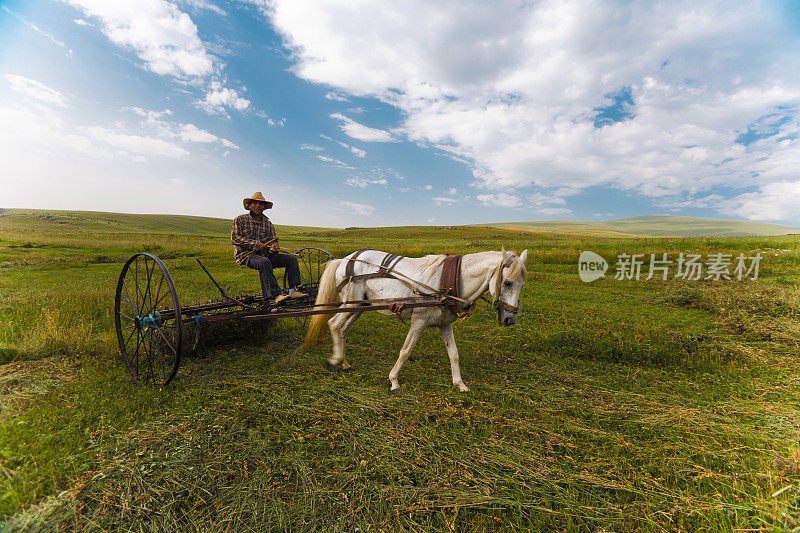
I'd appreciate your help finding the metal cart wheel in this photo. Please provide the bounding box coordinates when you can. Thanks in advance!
[114,253,182,386]
[284,247,336,297]
[281,247,335,328]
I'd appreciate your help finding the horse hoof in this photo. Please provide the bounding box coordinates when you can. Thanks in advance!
[324,361,352,372]
[389,385,400,394]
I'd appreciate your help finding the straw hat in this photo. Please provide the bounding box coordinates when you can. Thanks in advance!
[243,191,273,210]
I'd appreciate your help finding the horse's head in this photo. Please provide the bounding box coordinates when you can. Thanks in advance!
[488,249,528,326]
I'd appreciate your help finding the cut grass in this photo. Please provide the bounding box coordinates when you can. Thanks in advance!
[1,210,800,531]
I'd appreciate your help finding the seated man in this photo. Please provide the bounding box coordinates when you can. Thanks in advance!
[231,192,307,304]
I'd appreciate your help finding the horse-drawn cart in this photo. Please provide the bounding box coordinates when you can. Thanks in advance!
[113,248,338,386]
[112,248,456,387]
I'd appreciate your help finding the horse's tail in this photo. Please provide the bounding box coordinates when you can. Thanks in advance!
[303,259,342,349]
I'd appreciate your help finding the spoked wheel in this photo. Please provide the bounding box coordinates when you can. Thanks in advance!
[114,253,182,386]
[283,247,335,328]
[285,247,336,297]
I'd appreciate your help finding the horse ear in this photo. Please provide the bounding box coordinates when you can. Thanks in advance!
[501,246,508,262]
[519,249,528,265]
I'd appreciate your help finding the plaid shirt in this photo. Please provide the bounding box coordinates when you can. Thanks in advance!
[231,213,278,265]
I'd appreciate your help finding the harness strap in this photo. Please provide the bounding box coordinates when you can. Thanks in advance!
[438,255,462,298]
[337,248,372,292]
[336,255,439,295]
[333,252,520,317]
[346,248,371,277]
[380,252,403,274]
[440,255,472,317]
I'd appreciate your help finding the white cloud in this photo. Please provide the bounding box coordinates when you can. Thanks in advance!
[528,192,567,208]
[6,75,67,107]
[197,82,251,114]
[714,180,800,221]
[0,106,113,159]
[477,193,520,208]
[432,197,458,205]
[179,0,227,16]
[65,0,215,78]
[127,106,173,119]
[341,142,366,158]
[330,113,394,142]
[221,138,239,149]
[65,0,252,124]
[179,123,218,143]
[325,91,349,102]
[2,6,72,55]
[537,207,573,217]
[319,134,366,157]
[317,154,353,168]
[269,0,800,217]
[340,200,375,215]
[73,18,91,26]
[256,110,286,126]
[301,143,323,151]
[85,126,189,158]
[122,107,238,150]
[345,177,387,188]
[424,185,432,190]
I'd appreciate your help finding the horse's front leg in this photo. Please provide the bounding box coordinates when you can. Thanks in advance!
[327,308,362,370]
[439,323,468,392]
[388,321,426,391]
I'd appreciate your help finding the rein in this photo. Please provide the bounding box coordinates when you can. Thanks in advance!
[240,238,300,263]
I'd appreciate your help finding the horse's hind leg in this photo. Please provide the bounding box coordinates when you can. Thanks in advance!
[327,308,362,370]
[388,321,426,391]
[440,323,468,392]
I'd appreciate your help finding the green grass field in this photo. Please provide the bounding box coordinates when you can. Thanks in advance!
[1,209,800,531]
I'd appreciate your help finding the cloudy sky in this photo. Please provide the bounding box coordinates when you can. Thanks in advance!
[1,0,799,227]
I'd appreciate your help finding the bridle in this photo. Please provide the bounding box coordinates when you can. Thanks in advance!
[490,257,520,314]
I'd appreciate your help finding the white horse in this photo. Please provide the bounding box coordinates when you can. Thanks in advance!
[304,249,528,392]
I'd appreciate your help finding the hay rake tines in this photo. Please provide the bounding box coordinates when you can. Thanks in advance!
[113,247,334,386]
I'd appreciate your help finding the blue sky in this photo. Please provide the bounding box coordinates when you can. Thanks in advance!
[1,0,799,227]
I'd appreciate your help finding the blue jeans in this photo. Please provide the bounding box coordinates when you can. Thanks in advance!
[246,253,302,298]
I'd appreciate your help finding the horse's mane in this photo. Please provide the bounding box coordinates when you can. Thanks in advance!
[415,250,525,281]
[506,252,526,279]
[417,254,446,277]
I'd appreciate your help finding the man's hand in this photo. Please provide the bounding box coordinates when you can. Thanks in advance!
[269,242,280,253]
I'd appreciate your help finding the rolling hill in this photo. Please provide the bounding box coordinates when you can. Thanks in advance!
[488,215,800,237]
[1,209,797,238]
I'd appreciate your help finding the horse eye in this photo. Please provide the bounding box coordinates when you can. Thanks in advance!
[503,281,513,288]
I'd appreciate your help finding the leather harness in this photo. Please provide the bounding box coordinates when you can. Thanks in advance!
[337,249,409,293]
[335,250,518,318]
[438,254,466,316]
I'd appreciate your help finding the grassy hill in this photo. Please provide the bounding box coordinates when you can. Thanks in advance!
[0,208,331,236]
[4,209,797,238]
[490,215,800,237]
